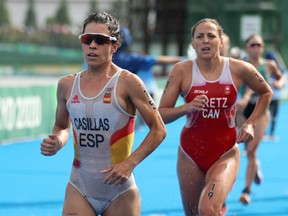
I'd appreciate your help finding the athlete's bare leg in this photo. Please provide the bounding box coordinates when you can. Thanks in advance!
[62,183,96,216]
[177,145,205,215]
[62,183,140,216]
[103,187,140,216]
[199,145,240,215]
[245,111,269,191]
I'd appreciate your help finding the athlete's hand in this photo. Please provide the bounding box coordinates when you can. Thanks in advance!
[101,162,133,186]
[185,94,208,113]
[40,134,62,156]
[272,79,283,89]
[236,123,254,144]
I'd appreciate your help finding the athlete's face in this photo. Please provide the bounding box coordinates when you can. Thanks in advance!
[245,35,264,59]
[192,22,222,59]
[81,22,118,68]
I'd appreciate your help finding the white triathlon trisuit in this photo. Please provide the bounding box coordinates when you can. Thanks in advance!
[66,69,137,214]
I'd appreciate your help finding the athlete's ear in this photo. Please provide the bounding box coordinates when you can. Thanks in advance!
[220,37,224,47]
[191,40,195,49]
[112,42,120,54]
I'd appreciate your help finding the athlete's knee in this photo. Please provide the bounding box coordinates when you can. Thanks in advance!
[198,203,220,216]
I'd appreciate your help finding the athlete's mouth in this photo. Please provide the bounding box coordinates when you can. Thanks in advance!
[202,47,210,51]
[88,53,97,57]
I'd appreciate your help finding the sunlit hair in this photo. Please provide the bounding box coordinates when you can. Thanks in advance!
[81,11,121,42]
[191,18,223,40]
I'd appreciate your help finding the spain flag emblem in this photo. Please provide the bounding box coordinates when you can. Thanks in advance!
[103,92,111,103]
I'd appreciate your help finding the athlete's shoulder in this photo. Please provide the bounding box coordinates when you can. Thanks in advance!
[119,69,140,82]
[229,57,254,73]
[174,59,192,69]
[57,73,77,93]
[58,71,77,81]
[265,58,278,69]
[169,59,192,77]
[117,69,144,92]
[228,57,247,66]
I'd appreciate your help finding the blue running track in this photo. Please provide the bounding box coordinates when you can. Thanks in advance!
[1,101,288,216]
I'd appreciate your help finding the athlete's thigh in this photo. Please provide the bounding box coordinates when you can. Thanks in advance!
[62,183,96,216]
[177,146,205,214]
[200,145,240,208]
[103,187,140,216]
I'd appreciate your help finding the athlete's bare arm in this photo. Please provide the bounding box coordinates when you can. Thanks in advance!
[231,60,273,143]
[159,61,208,124]
[40,75,72,156]
[267,59,282,80]
[102,71,166,186]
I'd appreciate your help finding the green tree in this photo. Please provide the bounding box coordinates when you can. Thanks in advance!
[24,0,37,30]
[0,0,10,26]
[46,17,56,26]
[55,0,71,25]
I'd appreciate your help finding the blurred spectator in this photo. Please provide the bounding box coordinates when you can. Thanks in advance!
[238,34,283,205]
[264,51,286,141]
[220,32,230,56]
[230,46,244,59]
[112,27,183,129]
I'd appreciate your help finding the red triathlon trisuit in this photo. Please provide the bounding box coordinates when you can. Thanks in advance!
[180,58,238,173]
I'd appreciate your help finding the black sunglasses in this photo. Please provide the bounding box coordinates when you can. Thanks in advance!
[79,33,117,45]
[248,43,263,48]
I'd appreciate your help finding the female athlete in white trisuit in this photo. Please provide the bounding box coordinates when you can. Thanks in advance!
[41,12,166,216]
